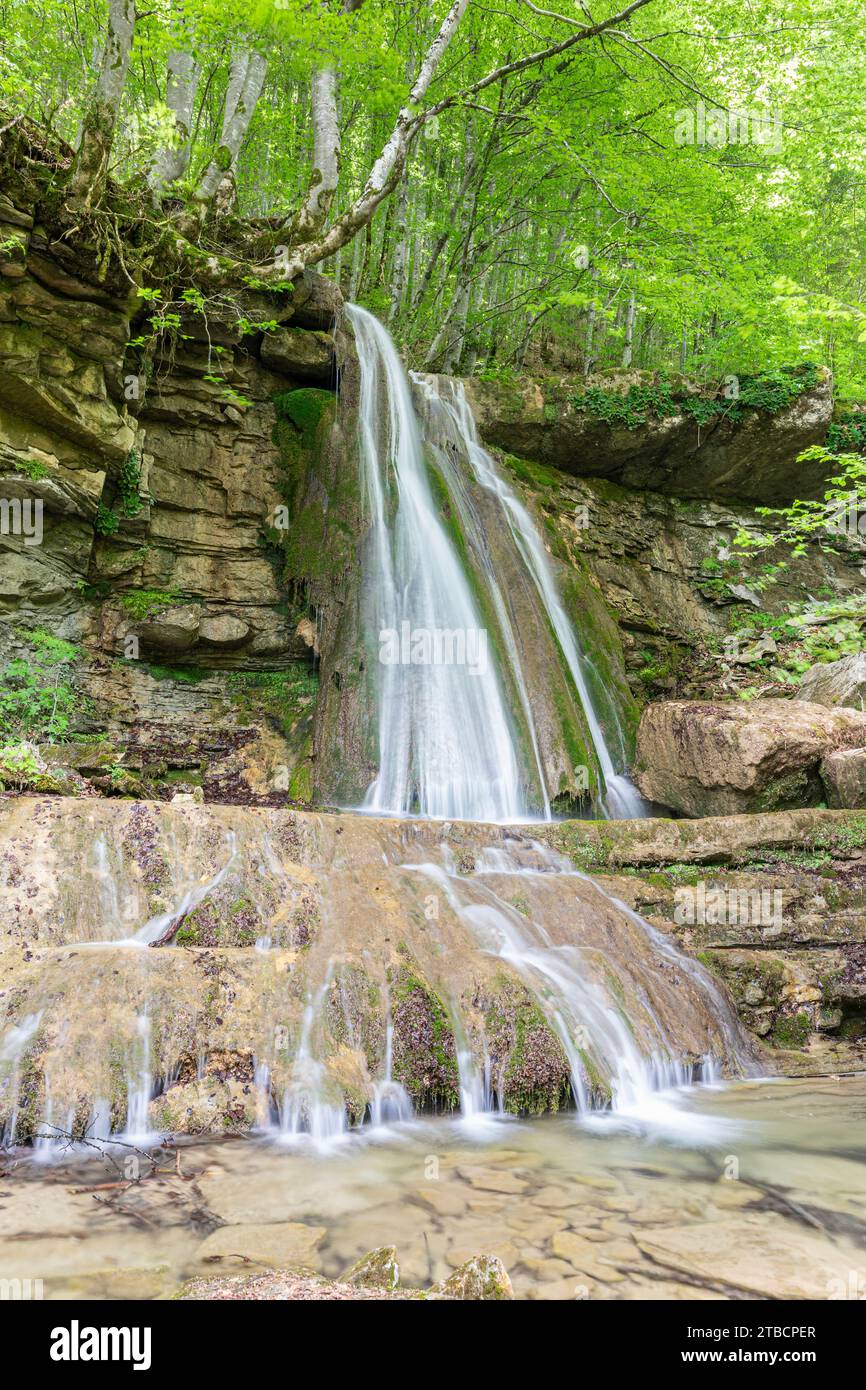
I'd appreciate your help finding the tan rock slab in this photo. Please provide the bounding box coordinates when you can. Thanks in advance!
[195,1221,326,1271]
[636,1217,866,1299]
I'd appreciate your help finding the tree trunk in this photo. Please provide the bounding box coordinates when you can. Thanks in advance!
[622,290,637,368]
[67,0,135,209]
[294,66,340,239]
[149,51,200,198]
[192,51,267,214]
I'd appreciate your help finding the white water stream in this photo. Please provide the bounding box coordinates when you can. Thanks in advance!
[347,303,646,820]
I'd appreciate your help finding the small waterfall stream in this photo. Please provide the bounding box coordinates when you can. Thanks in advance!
[347,302,646,821]
[415,377,648,819]
[405,838,753,1141]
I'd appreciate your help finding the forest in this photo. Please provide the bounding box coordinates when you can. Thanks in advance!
[1,0,866,1327]
[3,0,866,385]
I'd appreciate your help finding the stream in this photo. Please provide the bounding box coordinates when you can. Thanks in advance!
[1,1076,864,1301]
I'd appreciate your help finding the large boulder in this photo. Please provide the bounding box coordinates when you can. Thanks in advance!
[821,747,866,809]
[634,699,866,817]
[799,653,866,709]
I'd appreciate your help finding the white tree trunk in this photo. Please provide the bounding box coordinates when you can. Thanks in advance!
[149,50,200,197]
[294,66,340,239]
[622,290,636,367]
[67,0,135,207]
[290,0,470,272]
[194,51,267,208]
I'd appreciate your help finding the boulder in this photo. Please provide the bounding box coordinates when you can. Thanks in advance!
[342,1246,399,1290]
[427,1254,514,1301]
[136,604,201,652]
[821,747,866,809]
[634,699,866,817]
[198,613,250,648]
[799,652,866,709]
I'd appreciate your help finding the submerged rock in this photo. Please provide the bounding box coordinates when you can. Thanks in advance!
[634,698,866,816]
[195,1221,327,1272]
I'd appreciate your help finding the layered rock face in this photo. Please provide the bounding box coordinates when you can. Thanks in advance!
[466,369,834,505]
[0,176,350,803]
[549,809,866,1069]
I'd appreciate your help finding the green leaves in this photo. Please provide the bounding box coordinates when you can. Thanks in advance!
[0,629,81,744]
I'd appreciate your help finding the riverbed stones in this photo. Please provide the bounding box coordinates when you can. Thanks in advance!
[195,1221,327,1271]
[460,1165,529,1194]
[634,698,866,816]
[635,1216,866,1299]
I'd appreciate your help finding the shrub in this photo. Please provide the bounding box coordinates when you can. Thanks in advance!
[0,629,80,743]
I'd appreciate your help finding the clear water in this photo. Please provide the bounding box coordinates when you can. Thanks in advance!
[2,1076,864,1301]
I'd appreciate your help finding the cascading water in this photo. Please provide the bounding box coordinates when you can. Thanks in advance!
[348,303,525,822]
[406,839,753,1141]
[414,376,648,819]
[347,303,646,820]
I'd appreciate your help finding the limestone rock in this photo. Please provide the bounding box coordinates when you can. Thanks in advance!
[634,699,866,816]
[342,1246,399,1290]
[466,369,833,505]
[821,747,866,809]
[261,327,335,383]
[136,604,201,653]
[195,1221,327,1271]
[635,1216,866,1299]
[427,1254,514,1300]
[198,613,250,648]
[800,652,866,709]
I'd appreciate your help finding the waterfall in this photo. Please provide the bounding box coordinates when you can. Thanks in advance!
[407,839,752,1140]
[414,377,648,819]
[348,303,525,821]
[346,303,645,820]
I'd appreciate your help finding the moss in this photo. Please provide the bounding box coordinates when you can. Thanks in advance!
[390,965,459,1111]
[770,1011,812,1050]
[546,822,609,870]
[274,388,334,444]
[120,589,182,621]
[227,666,317,741]
[484,978,573,1115]
[143,663,210,684]
[287,759,313,803]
